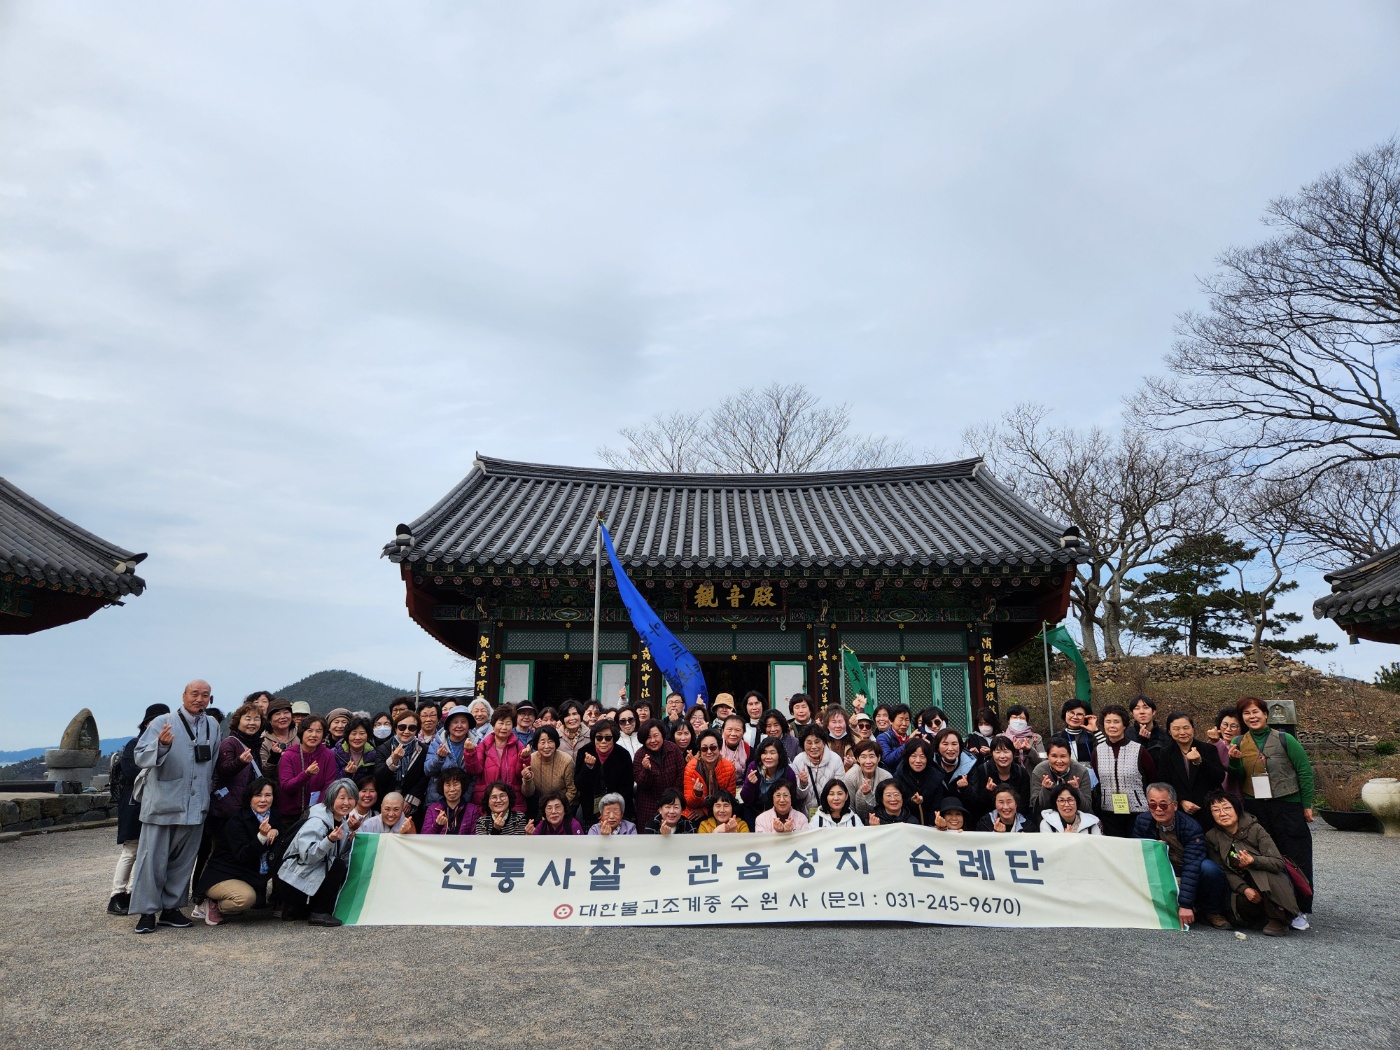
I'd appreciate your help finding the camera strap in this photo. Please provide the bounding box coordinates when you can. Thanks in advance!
[177,711,208,745]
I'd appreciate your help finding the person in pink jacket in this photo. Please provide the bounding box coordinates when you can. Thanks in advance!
[277,716,338,819]
[463,705,529,811]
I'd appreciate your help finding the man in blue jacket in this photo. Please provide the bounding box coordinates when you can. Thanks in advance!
[1134,782,1229,930]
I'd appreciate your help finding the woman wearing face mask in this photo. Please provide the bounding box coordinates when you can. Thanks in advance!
[1002,706,1045,768]
[275,777,360,926]
[198,777,281,926]
[277,716,338,821]
[893,739,942,826]
[574,722,635,828]
[840,740,892,822]
[370,711,394,742]
[965,707,1002,758]
[333,717,378,780]
[1040,784,1101,834]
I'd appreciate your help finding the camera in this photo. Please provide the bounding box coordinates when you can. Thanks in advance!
[193,743,213,763]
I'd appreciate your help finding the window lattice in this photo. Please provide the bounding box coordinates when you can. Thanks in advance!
[902,632,967,656]
[735,631,805,655]
[503,630,568,653]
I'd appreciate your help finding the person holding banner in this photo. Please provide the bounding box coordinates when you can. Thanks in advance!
[642,789,696,834]
[811,779,861,829]
[754,782,808,833]
[683,730,737,821]
[633,720,687,829]
[697,790,749,833]
[842,741,891,822]
[575,724,635,828]
[741,738,798,823]
[1040,784,1102,834]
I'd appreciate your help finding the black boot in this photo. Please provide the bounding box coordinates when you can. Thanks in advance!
[108,892,131,915]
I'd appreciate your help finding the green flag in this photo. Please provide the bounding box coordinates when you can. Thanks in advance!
[841,645,870,706]
[1043,624,1092,702]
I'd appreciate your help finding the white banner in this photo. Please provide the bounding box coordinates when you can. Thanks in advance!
[334,826,1180,929]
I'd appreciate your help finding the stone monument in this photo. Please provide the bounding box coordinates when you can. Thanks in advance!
[44,708,103,793]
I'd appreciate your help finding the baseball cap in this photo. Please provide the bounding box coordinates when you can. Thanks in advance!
[290,700,312,715]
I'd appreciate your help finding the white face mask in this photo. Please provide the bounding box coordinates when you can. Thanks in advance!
[978,724,994,737]
[373,725,392,740]
[1008,718,1029,733]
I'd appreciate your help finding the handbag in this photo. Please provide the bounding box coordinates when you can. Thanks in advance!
[1283,856,1313,907]
[130,768,149,803]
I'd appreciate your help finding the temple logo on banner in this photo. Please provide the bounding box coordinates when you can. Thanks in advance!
[335,826,1180,929]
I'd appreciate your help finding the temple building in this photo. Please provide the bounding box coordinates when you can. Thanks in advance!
[0,477,147,634]
[384,456,1085,733]
[1313,543,1400,645]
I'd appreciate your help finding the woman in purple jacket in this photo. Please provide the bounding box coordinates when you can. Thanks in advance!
[277,715,338,820]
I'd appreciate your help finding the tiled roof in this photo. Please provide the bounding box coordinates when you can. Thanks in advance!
[1313,543,1400,622]
[384,456,1086,571]
[0,478,146,598]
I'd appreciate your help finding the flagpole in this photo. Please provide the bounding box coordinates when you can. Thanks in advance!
[1041,620,1054,731]
[591,515,603,702]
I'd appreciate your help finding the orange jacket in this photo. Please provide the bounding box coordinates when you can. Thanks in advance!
[683,755,737,818]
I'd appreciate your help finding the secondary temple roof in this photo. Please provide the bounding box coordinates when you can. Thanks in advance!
[0,477,146,600]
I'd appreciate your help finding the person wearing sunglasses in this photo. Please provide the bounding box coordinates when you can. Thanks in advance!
[1133,783,1230,931]
[683,730,737,821]
[615,706,642,757]
[372,711,431,823]
[574,723,636,828]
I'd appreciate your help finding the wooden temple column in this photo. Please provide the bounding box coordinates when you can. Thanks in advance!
[474,619,499,703]
[810,623,839,710]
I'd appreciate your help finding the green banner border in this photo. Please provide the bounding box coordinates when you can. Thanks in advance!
[333,833,379,925]
[1140,839,1181,929]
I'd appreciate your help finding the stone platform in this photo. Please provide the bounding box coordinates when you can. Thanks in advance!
[0,791,114,838]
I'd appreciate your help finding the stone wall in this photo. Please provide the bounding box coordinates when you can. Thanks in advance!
[0,791,114,837]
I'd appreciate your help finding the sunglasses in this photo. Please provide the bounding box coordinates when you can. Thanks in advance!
[593,735,614,742]
[699,744,719,753]
[397,723,419,732]
[618,717,636,725]
[1147,800,1172,810]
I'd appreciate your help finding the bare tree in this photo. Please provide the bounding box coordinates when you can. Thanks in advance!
[1284,458,1400,567]
[966,404,1215,660]
[597,410,706,472]
[1136,139,1400,480]
[1224,477,1317,669]
[598,382,914,473]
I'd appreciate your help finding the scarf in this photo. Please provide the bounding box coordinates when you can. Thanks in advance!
[1006,720,1037,748]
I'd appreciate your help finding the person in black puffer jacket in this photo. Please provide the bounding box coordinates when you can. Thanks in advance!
[107,703,169,915]
[196,777,283,926]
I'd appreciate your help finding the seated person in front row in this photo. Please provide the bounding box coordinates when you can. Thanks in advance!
[974,785,1034,833]
[476,781,531,836]
[1203,791,1301,936]
[1132,783,1228,930]
[643,788,697,835]
[588,793,638,836]
[698,790,750,833]
[1039,784,1101,834]
[755,781,808,833]
[359,791,416,834]
[811,779,861,828]
[533,791,584,835]
[868,781,916,825]
[421,768,481,836]
[197,776,281,926]
[934,796,968,832]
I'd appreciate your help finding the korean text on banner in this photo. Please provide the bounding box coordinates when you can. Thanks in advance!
[335,825,1179,930]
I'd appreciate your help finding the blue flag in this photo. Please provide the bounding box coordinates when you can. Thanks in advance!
[600,524,708,709]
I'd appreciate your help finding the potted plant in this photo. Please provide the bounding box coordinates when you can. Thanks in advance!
[1315,766,1383,833]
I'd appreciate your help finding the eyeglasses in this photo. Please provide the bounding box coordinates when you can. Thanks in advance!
[397,723,418,732]
[1146,800,1173,810]
[618,717,636,725]
[699,744,719,753]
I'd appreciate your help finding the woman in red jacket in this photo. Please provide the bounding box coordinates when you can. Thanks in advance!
[464,705,529,811]
[682,729,737,820]
[277,716,338,820]
[633,719,686,828]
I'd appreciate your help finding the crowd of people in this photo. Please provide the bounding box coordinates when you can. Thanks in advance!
[107,682,1315,938]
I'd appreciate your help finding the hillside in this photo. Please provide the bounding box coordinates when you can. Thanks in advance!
[1000,650,1400,743]
[276,670,409,714]
[0,736,133,766]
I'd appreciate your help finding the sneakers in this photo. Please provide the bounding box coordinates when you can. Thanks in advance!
[133,913,158,935]
[158,908,193,928]
[1204,913,1232,929]
[190,903,206,920]
[1290,913,1311,931]
[107,892,131,916]
[307,912,342,927]
[1262,919,1290,937]
[204,900,224,926]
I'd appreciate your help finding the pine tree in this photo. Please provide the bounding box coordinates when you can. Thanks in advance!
[1133,532,1256,656]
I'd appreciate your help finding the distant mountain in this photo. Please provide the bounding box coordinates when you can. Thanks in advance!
[276,670,409,714]
[0,736,133,766]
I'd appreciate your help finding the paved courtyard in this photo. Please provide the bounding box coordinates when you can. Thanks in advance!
[0,823,1396,1050]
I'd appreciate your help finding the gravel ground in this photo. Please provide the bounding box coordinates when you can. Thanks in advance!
[0,823,1396,1050]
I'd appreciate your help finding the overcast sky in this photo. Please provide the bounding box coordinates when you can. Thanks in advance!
[3,2,1399,749]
